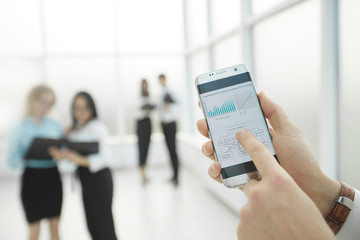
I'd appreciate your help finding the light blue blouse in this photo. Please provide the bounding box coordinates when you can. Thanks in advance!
[7,117,63,169]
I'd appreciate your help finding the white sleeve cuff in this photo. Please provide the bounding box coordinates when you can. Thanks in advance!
[88,154,107,173]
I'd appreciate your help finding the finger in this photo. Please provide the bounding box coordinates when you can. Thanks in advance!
[208,162,222,183]
[196,119,210,139]
[48,147,59,156]
[269,127,278,138]
[48,146,59,152]
[201,142,216,161]
[258,91,292,132]
[198,101,201,108]
[236,129,278,176]
[242,179,258,198]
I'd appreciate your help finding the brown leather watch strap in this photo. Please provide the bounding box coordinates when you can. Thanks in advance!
[326,182,355,235]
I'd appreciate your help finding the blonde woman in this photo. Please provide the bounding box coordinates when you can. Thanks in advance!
[7,85,63,240]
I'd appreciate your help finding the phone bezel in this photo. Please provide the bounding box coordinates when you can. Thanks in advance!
[195,64,264,188]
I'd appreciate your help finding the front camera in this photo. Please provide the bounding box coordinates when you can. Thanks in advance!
[234,68,238,71]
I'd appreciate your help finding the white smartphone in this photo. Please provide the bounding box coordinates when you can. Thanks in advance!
[195,64,276,188]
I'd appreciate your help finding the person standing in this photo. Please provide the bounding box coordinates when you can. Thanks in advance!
[136,79,155,185]
[49,92,117,240]
[158,74,180,186]
[7,85,63,240]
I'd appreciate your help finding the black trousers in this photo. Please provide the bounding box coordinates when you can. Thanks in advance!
[161,121,179,180]
[78,167,117,240]
[137,117,152,167]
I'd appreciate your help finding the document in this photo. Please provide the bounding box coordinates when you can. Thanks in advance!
[24,138,99,160]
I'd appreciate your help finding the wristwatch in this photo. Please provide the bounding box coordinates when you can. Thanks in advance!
[326,182,355,234]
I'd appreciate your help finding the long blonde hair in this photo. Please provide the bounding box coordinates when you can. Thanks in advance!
[26,85,56,117]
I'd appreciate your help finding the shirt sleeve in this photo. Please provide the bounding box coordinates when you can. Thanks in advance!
[87,123,112,173]
[336,188,360,240]
[7,123,25,169]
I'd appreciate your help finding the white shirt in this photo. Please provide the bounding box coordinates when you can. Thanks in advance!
[136,96,155,120]
[68,119,112,173]
[337,188,360,240]
[158,87,180,123]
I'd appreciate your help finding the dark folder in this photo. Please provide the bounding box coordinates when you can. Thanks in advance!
[141,104,155,111]
[24,138,99,160]
[164,93,175,103]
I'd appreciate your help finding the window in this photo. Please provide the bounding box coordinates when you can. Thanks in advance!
[339,0,360,188]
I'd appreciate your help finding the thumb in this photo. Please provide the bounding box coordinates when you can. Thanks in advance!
[258,92,292,132]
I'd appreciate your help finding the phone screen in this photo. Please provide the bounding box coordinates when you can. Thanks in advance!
[198,72,276,179]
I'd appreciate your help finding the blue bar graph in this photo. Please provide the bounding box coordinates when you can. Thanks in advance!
[208,98,236,117]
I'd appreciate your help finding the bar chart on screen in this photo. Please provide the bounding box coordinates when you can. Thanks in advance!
[206,98,236,117]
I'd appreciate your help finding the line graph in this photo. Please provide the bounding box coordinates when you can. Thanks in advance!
[234,91,256,110]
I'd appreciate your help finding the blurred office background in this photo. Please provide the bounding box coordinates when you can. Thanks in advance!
[0,0,360,239]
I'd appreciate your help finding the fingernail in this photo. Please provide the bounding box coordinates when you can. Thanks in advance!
[211,164,215,170]
[237,129,246,138]
[215,162,220,169]
[202,143,206,153]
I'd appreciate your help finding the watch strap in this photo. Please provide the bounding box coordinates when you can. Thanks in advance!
[326,182,355,234]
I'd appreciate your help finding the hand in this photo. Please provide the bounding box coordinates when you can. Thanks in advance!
[197,92,340,217]
[164,103,171,111]
[48,147,66,160]
[49,147,89,167]
[63,149,90,167]
[235,129,335,240]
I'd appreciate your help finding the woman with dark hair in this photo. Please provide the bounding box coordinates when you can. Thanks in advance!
[7,85,63,240]
[136,79,155,184]
[50,92,117,240]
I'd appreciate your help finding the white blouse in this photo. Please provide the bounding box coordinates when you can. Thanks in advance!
[68,119,112,173]
[136,96,155,120]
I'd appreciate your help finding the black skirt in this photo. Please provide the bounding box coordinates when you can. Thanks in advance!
[21,167,63,223]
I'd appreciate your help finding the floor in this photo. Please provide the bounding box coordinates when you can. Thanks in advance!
[0,165,239,240]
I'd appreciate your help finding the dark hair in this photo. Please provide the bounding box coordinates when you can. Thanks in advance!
[72,91,97,128]
[141,79,149,97]
[158,74,166,79]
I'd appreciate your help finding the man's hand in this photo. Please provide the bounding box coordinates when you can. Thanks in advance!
[197,92,340,217]
[234,129,335,240]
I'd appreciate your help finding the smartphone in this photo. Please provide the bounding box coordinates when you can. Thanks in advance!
[195,64,276,188]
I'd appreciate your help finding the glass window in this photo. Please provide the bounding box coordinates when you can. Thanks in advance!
[189,51,210,123]
[252,0,288,15]
[213,33,242,70]
[0,0,42,57]
[253,0,321,158]
[116,0,184,53]
[0,60,43,137]
[185,0,208,48]
[118,55,185,134]
[46,57,118,135]
[210,0,241,37]
[339,0,360,188]
[44,0,115,54]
